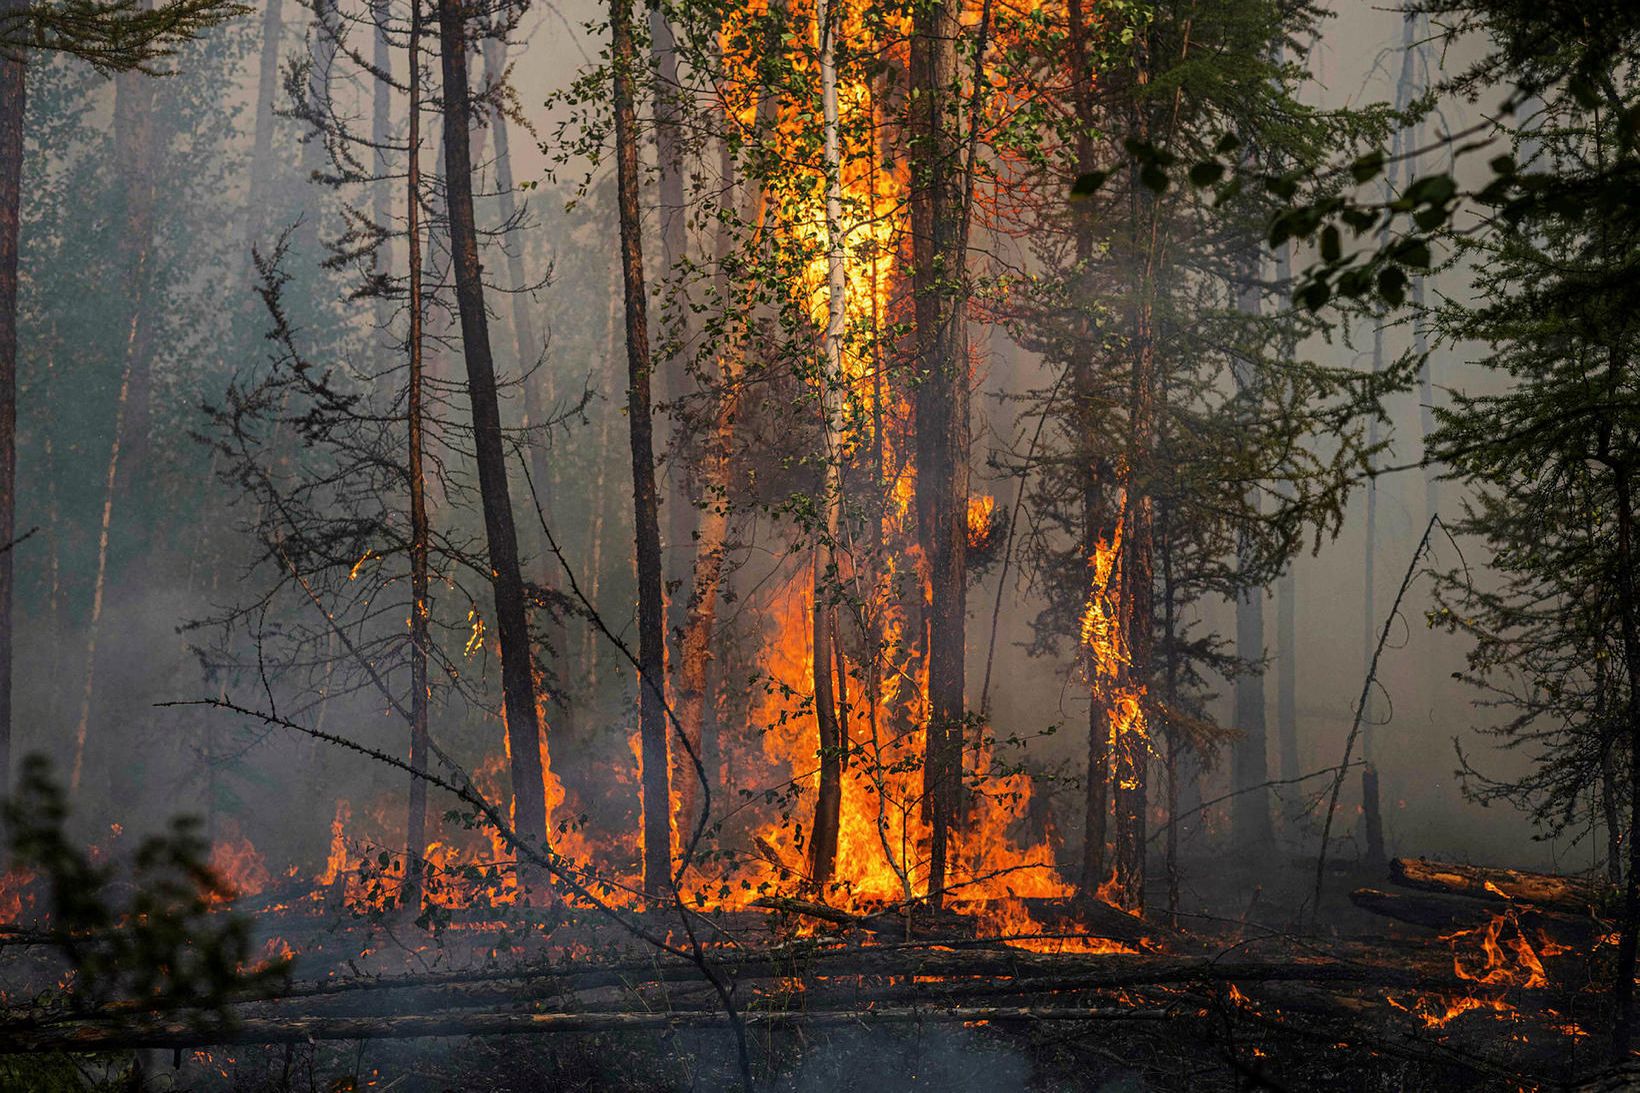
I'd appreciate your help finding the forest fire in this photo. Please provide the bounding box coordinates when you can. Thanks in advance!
[0,0,1633,1085]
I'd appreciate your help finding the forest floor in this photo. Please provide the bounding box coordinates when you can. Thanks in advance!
[0,851,1619,1091]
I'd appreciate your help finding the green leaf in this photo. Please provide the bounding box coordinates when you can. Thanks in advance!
[1349,149,1386,184]
[1188,160,1225,187]
[1396,239,1432,270]
[1377,266,1408,308]
[1265,173,1299,202]
[1404,173,1457,207]
[1297,279,1331,312]
[1140,162,1170,193]
[1214,132,1242,155]
[1320,224,1341,263]
[1070,170,1108,198]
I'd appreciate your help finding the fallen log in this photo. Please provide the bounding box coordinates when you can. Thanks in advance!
[0,1004,1176,1053]
[1389,858,1608,913]
[1349,887,1605,942]
[751,894,1162,949]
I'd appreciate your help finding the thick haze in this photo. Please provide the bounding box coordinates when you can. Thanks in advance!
[8,0,1568,878]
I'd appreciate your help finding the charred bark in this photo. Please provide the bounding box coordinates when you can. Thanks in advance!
[403,0,429,909]
[909,0,968,907]
[1390,857,1608,913]
[611,0,672,898]
[435,0,550,867]
[0,0,19,804]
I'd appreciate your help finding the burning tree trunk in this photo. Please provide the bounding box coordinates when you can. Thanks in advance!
[909,0,969,907]
[1110,41,1161,912]
[807,0,847,886]
[1067,0,1106,898]
[611,0,672,898]
[0,0,19,803]
[435,0,550,868]
[403,0,429,909]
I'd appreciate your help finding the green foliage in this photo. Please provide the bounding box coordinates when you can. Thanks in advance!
[4,753,291,1013]
[1416,4,1640,840]
[0,0,247,73]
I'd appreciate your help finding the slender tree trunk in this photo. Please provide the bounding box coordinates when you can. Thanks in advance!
[1230,258,1273,849]
[72,48,158,796]
[1066,0,1108,899]
[909,0,967,906]
[1276,570,1297,782]
[611,0,672,898]
[0,2,19,804]
[647,5,693,596]
[807,0,847,886]
[673,89,752,837]
[481,37,575,743]
[370,0,393,333]
[245,0,285,265]
[1111,36,1161,913]
[1609,458,1640,1059]
[402,0,430,910]
[435,0,550,870]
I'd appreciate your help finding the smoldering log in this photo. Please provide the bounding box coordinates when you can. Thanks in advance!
[1350,886,1605,942]
[0,1004,1176,1053]
[1388,858,1609,913]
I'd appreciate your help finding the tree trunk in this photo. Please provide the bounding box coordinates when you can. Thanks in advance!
[673,109,748,839]
[909,0,967,906]
[435,0,550,870]
[1230,258,1273,850]
[1606,457,1640,1060]
[369,0,392,333]
[807,0,847,886]
[0,0,19,804]
[482,37,575,743]
[72,42,158,796]
[1067,0,1107,900]
[611,0,671,898]
[402,0,429,910]
[647,5,693,597]
[1112,39,1160,912]
[244,0,285,265]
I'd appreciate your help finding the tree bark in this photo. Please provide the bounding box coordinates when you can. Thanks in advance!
[0,0,20,805]
[647,5,693,595]
[807,0,847,887]
[1066,0,1107,900]
[402,0,429,910]
[435,0,549,868]
[1230,259,1273,850]
[369,0,392,333]
[1610,458,1640,1059]
[1390,857,1607,912]
[909,0,968,906]
[611,0,671,898]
